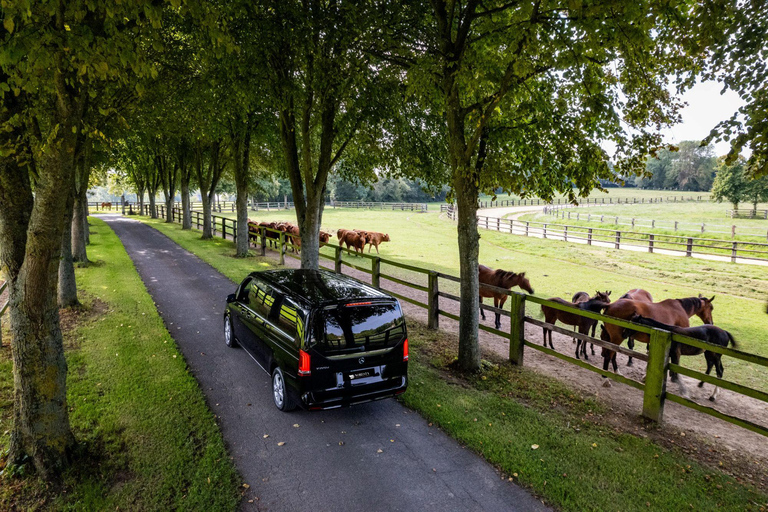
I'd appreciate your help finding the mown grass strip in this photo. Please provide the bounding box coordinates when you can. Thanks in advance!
[0,218,240,511]
[141,216,768,512]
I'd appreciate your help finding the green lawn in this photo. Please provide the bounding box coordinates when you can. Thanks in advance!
[0,219,240,511]
[139,215,768,512]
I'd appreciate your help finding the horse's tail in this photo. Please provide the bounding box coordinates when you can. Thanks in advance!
[726,330,737,348]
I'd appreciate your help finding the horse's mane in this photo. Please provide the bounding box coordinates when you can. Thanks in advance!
[676,297,702,315]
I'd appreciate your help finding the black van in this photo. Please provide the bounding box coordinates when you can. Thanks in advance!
[223,269,408,411]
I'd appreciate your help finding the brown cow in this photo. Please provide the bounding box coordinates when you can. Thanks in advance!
[342,231,367,256]
[478,265,534,329]
[365,232,390,254]
[319,231,331,247]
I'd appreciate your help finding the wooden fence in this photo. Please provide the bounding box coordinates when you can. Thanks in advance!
[139,204,768,436]
[729,209,768,219]
[546,205,768,239]
[444,207,768,264]
[440,195,705,211]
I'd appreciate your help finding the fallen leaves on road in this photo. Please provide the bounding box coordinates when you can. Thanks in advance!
[277,442,285,446]
[531,444,539,450]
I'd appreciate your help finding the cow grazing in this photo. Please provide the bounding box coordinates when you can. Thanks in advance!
[365,232,391,254]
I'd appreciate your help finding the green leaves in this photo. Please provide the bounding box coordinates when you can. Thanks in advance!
[3,17,14,34]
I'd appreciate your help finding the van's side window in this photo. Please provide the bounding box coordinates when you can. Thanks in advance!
[276,297,301,343]
[248,280,276,319]
[237,278,252,302]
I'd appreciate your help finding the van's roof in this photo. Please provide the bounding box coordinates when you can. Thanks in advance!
[250,269,391,307]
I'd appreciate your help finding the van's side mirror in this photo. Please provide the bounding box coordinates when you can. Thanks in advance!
[226,293,237,303]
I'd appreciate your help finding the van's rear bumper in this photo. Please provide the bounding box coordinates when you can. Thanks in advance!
[300,376,407,410]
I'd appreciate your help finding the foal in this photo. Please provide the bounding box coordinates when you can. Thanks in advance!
[631,315,736,402]
[478,265,534,329]
[541,295,611,359]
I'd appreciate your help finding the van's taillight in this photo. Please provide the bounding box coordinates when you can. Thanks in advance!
[403,339,409,361]
[299,350,311,376]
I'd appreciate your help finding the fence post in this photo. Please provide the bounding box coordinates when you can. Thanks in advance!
[496,217,500,231]
[564,225,568,242]
[674,221,677,231]
[731,242,737,263]
[732,225,736,238]
[508,293,526,365]
[222,219,227,240]
[428,272,439,330]
[587,228,593,245]
[371,257,381,288]
[701,223,705,234]
[642,328,672,422]
[334,246,342,273]
[648,234,654,253]
[543,224,547,239]
[232,219,237,243]
[615,231,621,249]
[279,232,285,265]
[525,222,529,236]
[686,238,693,257]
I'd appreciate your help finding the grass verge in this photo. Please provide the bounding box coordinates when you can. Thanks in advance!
[139,216,768,511]
[0,218,240,511]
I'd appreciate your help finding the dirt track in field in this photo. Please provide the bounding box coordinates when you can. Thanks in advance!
[271,212,768,488]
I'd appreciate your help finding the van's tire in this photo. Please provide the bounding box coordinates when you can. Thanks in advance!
[224,314,238,348]
[272,367,296,411]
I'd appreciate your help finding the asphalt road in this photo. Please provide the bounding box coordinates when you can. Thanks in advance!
[102,215,549,512]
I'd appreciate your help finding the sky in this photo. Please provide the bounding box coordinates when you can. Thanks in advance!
[662,80,746,157]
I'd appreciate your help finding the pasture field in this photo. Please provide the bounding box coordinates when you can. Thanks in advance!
[521,200,768,238]
[141,215,768,511]
[211,207,768,390]
[475,187,710,205]
[0,219,240,510]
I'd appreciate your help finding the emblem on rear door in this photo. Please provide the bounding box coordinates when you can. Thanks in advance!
[358,357,365,365]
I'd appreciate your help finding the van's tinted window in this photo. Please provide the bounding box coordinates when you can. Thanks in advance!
[315,302,404,354]
[276,298,302,343]
[248,280,276,319]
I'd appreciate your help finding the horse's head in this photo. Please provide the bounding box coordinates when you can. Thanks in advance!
[514,272,534,295]
[696,294,715,324]
[594,290,612,303]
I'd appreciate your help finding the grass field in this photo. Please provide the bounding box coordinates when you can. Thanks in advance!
[0,219,240,510]
[140,216,768,511]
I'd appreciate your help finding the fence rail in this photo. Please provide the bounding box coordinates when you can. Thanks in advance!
[444,206,768,264]
[728,209,768,219]
[546,206,768,239]
[134,203,768,437]
[439,195,705,212]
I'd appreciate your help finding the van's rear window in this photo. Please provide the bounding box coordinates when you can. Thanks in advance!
[314,302,405,354]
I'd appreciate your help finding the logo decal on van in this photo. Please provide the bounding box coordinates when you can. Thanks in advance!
[358,357,365,365]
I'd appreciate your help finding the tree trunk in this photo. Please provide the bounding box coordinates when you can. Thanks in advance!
[232,118,253,257]
[58,190,79,308]
[201,195,213,239]
[136,187,145,215]
[181,181,191,229]
[165,196,174,223]
[71,141,90,262]
[80,188,90,245]
[148,192,158,218]
[299,192,323,269]
[454,173,481,372]
[0,85,78,479]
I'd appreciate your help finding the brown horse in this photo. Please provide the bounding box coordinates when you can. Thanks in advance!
[600,295,715,379]
[479,265,534,329]
[541,294,611,358]
[619,289,653,359]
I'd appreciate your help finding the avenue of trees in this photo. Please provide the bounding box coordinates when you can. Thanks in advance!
[1,0,767,482]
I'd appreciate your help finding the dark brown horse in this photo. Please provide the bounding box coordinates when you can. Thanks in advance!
[630,315,735,402]
[600,295,715,379]
[541,294,611,358]
[619,289,653,358]
[479,265,534,329]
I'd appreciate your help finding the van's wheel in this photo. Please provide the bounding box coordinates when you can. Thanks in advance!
[272,367,296,411]
[224,314,237,348]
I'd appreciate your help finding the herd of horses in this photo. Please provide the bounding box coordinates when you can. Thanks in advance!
[479,266,735,402]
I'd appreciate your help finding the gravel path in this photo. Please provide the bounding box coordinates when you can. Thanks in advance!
[102,214,549,512]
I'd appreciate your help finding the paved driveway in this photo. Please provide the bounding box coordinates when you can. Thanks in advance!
[102,215,548,512]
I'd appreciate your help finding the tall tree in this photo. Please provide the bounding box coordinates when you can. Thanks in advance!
[712,156,748,209]
[391,0,708,370]
[0,0,164,479]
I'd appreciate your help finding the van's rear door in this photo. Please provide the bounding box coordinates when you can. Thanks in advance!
[308,300,406,387]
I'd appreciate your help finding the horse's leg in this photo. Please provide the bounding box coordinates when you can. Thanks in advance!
[601,351,613,387]
[494,297,501,330]
[543,326,548,346]
[579,325,589,360]
[670,347,690,399]
[479,297,486,320]
[699,355,714,388]
[710,354,723,402]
